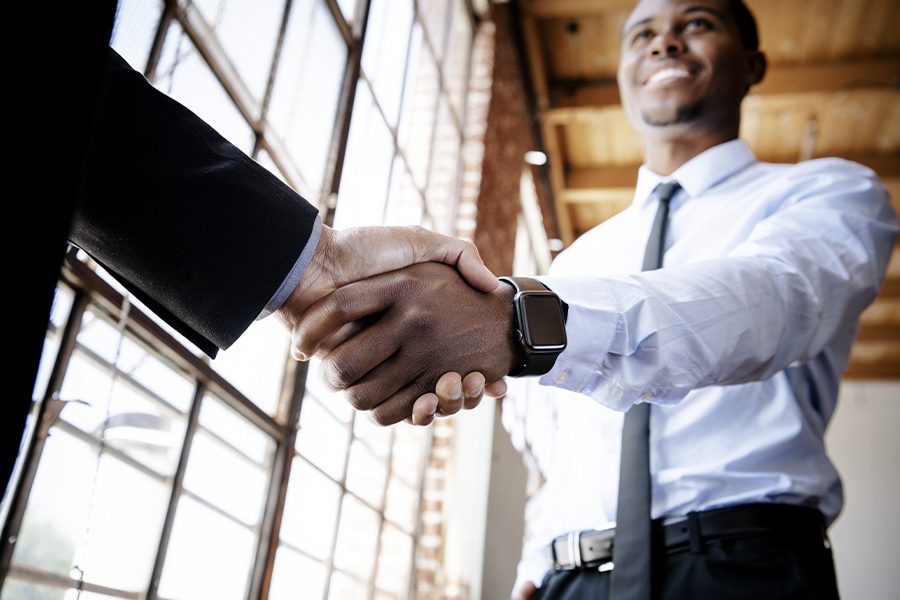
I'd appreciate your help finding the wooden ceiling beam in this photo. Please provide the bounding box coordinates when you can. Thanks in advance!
[524,0,636,19]
[549,57,900,109]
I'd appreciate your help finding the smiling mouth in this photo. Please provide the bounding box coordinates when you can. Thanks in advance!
[645,67,693,86]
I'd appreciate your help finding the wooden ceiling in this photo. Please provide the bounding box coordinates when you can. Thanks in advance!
[518,0,900,378]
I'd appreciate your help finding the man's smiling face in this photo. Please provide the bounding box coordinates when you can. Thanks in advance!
[617,0,764,136]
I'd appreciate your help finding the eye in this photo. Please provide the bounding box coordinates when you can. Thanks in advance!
[630,28,655,45]
[684,17,713,32]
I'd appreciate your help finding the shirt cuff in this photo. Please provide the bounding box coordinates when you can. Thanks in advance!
[256,216,323,320]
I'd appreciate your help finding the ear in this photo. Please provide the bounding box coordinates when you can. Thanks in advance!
[745,50,767,90]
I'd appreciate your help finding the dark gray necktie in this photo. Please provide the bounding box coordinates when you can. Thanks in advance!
[610,181,681,600]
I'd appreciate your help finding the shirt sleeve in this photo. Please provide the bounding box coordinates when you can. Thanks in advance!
[538,160,899,411]
[257,216,323,320]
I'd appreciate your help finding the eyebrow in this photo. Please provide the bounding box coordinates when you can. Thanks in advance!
[621,5,728,39]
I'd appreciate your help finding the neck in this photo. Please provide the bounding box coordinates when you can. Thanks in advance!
[642,125,740,176]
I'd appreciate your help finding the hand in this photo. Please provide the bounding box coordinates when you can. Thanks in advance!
[516,581,537,599]
[408,371,509,426]
[293,262,522,425]
[275,224,500,358]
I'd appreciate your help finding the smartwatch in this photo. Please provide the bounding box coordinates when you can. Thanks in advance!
[499,276,568,377]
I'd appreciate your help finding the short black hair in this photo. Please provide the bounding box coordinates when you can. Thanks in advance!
[729,0,760,50]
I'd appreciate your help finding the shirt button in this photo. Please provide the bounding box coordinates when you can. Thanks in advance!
[555,372,569,384]
[640,391,653,400]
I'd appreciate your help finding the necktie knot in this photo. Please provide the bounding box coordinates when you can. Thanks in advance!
[653,181,681,205]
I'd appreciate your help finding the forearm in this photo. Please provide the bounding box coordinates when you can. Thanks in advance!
[540,188,898,410]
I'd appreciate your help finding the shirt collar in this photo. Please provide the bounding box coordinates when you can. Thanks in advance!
[633,139,757,207]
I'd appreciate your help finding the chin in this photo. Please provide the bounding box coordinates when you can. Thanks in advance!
[640,102,702,127]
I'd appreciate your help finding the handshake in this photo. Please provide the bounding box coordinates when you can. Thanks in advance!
[274,224,523,426]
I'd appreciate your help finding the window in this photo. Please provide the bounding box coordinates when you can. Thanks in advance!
[2,1,476,599]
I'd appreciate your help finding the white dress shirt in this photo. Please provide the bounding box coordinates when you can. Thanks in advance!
[503,139,899,590]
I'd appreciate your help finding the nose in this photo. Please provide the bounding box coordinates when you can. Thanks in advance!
[648,30,684,57]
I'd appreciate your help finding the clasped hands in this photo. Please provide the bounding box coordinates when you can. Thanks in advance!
[275,224,522,425]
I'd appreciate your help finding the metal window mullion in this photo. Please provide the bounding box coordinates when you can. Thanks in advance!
[173,0,261,126]
[367,427,396,600]
[321,408,358,599]
[147,381,206,600]
[250,358,310,600]
[253,0,294,160]
[0,289,90,587]
[144,1,176,82]
[408,426,434,599]
[320,0,372,226]
[6,561,140,599]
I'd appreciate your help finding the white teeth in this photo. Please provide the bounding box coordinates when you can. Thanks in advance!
[647,68,691,84]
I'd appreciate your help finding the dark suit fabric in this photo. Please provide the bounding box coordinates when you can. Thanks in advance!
[9,1,317,492]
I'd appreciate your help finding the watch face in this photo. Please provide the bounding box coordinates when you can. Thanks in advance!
[520,294,567,350]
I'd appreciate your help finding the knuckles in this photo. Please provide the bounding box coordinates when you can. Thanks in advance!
[323,353,363,393]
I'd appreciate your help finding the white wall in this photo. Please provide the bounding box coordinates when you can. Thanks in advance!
[826,380,900,600]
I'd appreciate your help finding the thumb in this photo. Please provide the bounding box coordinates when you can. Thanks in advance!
[407,227,499,293]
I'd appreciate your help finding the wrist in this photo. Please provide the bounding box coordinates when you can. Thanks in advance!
[495,283,524,376]
[277,225,335,328]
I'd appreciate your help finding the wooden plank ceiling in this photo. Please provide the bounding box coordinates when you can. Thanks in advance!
[519,0,900,378]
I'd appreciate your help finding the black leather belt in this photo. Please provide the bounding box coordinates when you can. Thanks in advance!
[549,503,828,571]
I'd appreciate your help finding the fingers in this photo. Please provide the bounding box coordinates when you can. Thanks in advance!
[484,378,508,398]
[410,394,438,426]
[434,372,464,416]
[292,277,395,359]
[517,581,537,600]
[369,379,433,426]
[461,372,486,409]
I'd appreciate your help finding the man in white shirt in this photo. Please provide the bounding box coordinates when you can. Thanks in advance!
[293,0,898,597]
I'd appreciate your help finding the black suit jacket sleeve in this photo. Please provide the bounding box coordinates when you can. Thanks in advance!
[70,47,320,358]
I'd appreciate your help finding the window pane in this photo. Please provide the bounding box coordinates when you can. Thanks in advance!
[296,398,351,480]
[280,458,341,560]
[157,495,257,600]
[333,495,380,580]
[268,0,348,198]
[329,571,368,600]
[269,546,328,600]
[0,578,64,600]
[333,83,394,229]
[384,477,419,533]
[11,429,169,592]
[445,0,473,121]
[391,422,429,486]
[190,0,283,105]
[199,394,275,465]
[353,414,393,458]
[58,351,187,477]
[210,314,290,416]
[375,525,413,596]
[154,21,255,153]
[384,157,424,226]
[398,26,439,188]
[109,0,164,73]
[362,0,414,126]
[336,0,357,24]
[182,429,271,526]
[345,442,388,509]
[425,96,461,235]
[417,0,450,59]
